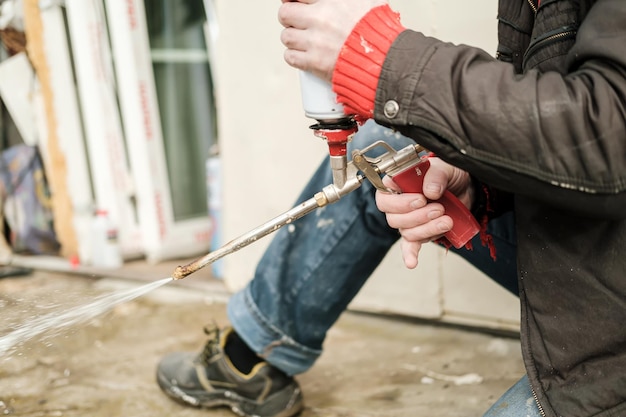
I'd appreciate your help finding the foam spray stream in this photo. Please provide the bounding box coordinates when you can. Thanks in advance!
[0,192,324,357]
[0,164,342,357]
[0,277,172,356]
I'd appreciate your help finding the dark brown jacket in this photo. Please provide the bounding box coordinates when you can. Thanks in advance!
[375,0,626,416]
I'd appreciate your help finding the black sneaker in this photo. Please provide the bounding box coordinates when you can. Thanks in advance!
[156,326,304,417]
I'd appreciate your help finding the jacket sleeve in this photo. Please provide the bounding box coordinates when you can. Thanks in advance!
[374,0,626,219]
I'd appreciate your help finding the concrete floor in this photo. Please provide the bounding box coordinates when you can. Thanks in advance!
[0,264,525,417]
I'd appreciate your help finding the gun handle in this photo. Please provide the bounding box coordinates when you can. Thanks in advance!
[389,158,480,249]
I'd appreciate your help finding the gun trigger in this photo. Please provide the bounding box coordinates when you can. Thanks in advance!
[351,152,388,191]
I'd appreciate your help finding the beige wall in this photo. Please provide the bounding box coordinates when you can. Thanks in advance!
[214,1,519,331]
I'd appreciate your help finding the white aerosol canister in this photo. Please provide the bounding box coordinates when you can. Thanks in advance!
[299,71,347,122]
[90,209,123,269]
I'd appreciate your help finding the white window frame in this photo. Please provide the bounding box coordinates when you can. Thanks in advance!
[65,0,144,261]
[102,0,212,262]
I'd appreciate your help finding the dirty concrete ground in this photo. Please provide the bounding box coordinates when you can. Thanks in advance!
[0,266,525,417]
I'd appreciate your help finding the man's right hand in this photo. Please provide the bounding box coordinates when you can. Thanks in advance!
[375,157,474,269]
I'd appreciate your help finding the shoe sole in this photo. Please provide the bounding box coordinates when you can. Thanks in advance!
[157,370,304,417]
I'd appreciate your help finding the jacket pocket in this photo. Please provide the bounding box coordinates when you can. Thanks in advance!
[523,0,581,72]
[522,24,577,70]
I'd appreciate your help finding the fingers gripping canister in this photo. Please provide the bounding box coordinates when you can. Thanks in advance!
[388,157,480,249]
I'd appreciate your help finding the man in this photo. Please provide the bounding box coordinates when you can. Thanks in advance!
[157,1,626,416]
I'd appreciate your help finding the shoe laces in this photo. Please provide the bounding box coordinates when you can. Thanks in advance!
[199,323,221,364]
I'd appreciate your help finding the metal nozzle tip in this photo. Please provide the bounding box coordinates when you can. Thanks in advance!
[171,266,187,280]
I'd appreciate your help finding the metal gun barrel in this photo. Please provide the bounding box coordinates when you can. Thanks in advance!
[171,196,321,280]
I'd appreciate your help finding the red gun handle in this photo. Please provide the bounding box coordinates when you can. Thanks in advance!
[388,158,480,249]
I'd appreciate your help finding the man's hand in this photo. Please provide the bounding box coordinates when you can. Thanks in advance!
[375,158,474,269]
[278,0,386,82]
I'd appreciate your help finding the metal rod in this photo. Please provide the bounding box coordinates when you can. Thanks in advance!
[171,196,322,280]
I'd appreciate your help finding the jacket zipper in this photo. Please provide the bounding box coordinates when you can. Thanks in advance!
[531,387,547,417]
[524,3,572,414]
[522,25,578,66]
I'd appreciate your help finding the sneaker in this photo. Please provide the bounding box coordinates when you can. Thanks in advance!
[156,326,304,417]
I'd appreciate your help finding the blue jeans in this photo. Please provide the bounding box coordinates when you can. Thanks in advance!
[227,121,536,416]
[483,375,543,417]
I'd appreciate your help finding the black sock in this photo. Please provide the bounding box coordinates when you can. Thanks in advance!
[224,331,263,374]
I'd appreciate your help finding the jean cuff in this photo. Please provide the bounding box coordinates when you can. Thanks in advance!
[227,286,322,376]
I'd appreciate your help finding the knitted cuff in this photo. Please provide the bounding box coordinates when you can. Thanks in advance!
[332,4,405,119]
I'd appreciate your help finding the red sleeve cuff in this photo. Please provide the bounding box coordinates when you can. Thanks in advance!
[331,4,405,119]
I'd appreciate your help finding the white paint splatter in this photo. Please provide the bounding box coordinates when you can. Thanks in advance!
[360,35,374,53]
[421,369,484,385]
[421,376,435,384]
[316,218,334,228]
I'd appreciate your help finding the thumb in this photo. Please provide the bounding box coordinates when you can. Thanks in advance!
[422,164,450,201]
[382,174,402,193]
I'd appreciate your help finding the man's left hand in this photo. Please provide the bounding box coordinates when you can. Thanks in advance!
[278,0,386,82]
